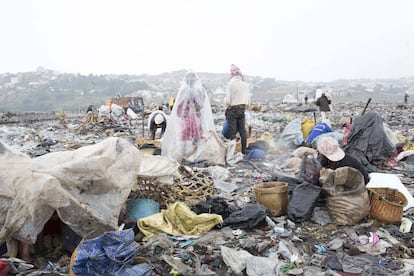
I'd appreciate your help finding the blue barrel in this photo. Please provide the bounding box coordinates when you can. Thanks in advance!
[126,198,160,221]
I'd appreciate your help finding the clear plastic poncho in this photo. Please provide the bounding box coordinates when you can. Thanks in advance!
[161,71,215,162]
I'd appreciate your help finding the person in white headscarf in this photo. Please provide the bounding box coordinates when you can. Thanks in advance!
[225,64,250,154]
[161,71,215,162]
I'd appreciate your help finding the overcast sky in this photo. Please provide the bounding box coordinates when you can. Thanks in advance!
[1,0,413,82]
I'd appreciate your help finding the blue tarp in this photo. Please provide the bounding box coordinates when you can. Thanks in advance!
[71,229,152,276]
[305,123,332,143]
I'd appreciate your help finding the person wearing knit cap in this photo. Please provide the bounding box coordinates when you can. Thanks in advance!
[230,64,243,79]
[317,136,369,184]
[224,64,250,154]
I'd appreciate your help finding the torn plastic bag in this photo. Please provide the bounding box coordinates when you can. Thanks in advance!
[287,182,322,223]
[71,229,152,276]
[221,245,280,276]
[300,153,322,185]
[223,203,268,229]
[220,246,253,275]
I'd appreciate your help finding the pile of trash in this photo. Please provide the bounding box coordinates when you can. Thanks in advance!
[0,101,414,275]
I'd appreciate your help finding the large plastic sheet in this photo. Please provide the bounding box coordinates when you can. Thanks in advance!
[344,112,396,172]
[0,137,179,244]
[161,71,215,162]
[279,118,304,148]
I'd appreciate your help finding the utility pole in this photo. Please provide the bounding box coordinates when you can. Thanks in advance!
[296,86,299,102]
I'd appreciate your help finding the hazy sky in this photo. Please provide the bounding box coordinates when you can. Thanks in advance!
[1,0,413,82]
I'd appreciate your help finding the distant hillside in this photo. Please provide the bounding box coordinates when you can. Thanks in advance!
[0,68,412,112]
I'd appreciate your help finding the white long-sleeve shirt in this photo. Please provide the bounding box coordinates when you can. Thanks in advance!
[225,75,250,107]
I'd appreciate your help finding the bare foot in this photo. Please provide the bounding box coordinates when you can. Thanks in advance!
[18,242,33,263]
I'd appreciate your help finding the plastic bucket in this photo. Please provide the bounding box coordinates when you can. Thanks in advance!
[254,182,288,216]
[126,198,160,221]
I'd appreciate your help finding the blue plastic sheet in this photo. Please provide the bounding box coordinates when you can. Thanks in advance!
[71,229,152,276]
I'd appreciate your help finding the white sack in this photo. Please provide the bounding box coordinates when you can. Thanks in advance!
[126,108,138,120]
[98,105,111,120]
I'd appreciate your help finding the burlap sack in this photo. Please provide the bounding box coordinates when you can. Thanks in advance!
[320,167,370,225]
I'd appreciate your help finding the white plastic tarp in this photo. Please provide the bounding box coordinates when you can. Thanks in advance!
[0,137,179,244]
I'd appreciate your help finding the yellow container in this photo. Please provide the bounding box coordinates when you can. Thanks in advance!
[254,182,289,216]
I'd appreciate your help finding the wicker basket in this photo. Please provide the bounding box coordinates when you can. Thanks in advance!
[368,188,408,224]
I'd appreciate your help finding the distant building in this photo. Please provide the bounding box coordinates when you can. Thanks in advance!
[10,77,19,84]
[282,94,297,104]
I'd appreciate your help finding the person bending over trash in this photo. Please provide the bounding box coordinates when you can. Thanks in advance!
[148,107,167,140]
[161,71,215,162]
[317,136,369,184]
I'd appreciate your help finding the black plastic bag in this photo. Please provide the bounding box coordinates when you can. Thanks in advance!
[271,173,304,194]
[287,182,322,223]
[191,197,233,219]
[223,203,268,229]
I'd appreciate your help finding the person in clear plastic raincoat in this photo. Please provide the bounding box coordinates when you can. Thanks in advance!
[161,71,215,162]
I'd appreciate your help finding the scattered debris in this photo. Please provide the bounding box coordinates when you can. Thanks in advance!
[0,101,413,275]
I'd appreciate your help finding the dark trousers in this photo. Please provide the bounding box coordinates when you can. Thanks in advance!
[150,121,166,140]
[226,108,247,154]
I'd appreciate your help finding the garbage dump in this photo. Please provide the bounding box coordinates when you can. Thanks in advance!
[0,101,414,275]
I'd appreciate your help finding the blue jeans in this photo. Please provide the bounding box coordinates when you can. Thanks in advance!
[226,108,247,154]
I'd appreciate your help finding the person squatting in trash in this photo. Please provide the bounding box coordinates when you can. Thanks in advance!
[316,93,331,121]
[224,64,251,154]
[161,71,215,162]
[148,107,167,140]
[317,136,370,184]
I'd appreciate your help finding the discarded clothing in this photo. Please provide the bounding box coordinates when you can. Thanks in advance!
[138,202,223,240]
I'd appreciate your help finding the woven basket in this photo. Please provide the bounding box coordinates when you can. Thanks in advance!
[368,188,407,224]
[134,168,215,208]
[254,182,288,216]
